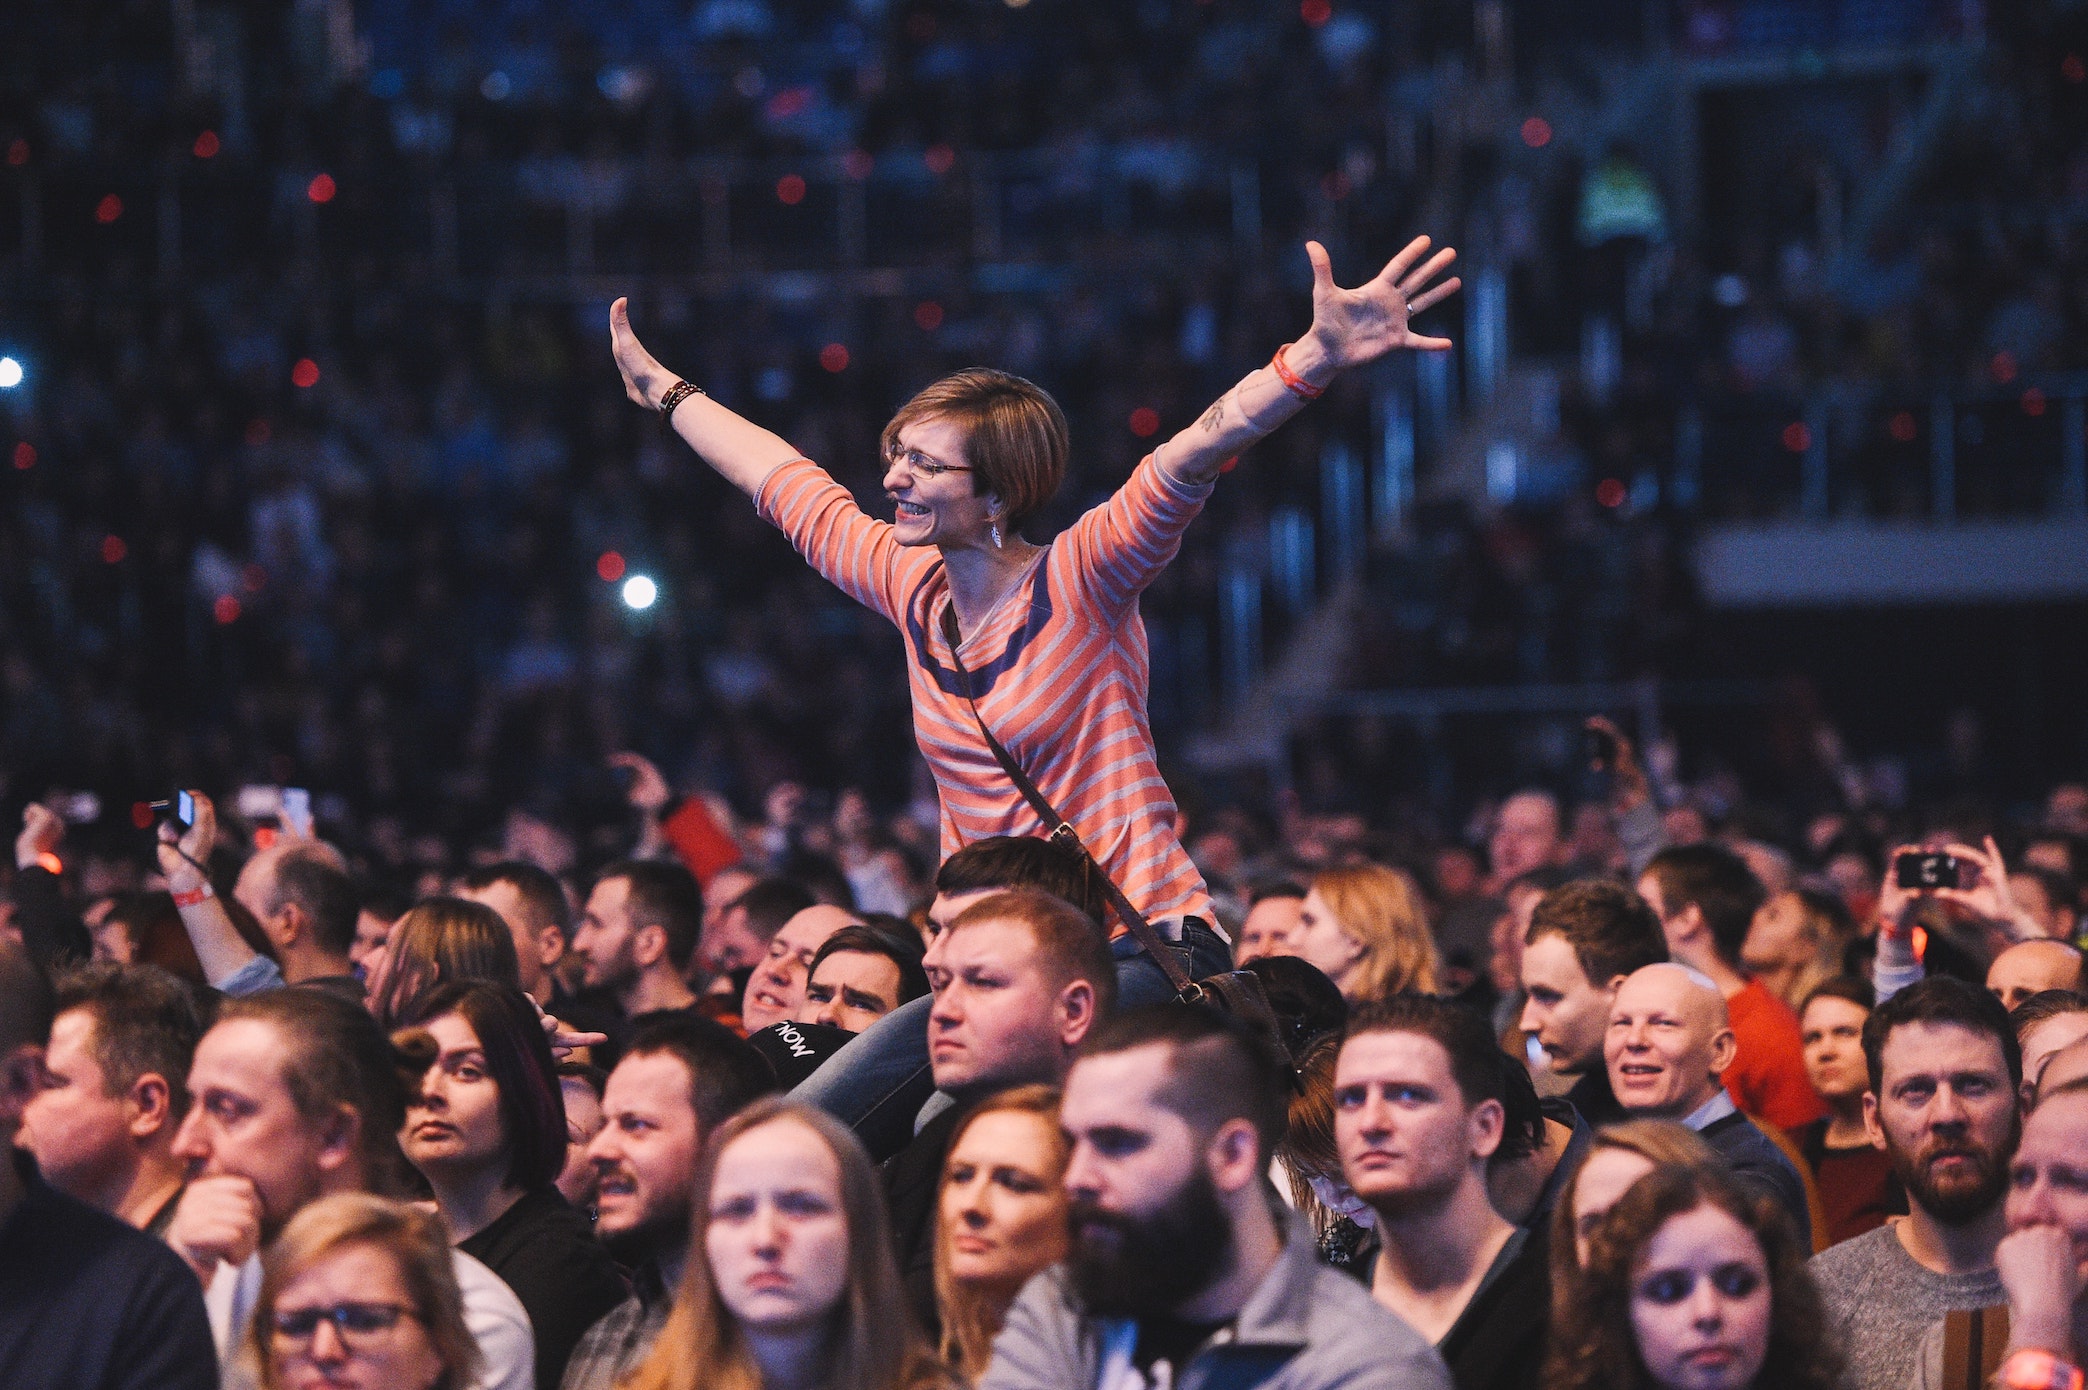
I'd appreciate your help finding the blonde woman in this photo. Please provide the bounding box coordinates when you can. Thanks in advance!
[249,1193,480,1390]
[1282,864,1440,1004]
[932,1086,1070,1379]
[625,1097,951,1390]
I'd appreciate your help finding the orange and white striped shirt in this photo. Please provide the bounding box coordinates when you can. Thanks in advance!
[755,453,1216,930]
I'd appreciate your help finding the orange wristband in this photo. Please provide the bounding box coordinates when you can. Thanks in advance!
[2003,1350,2084,1390]
[1271,344,1324,400]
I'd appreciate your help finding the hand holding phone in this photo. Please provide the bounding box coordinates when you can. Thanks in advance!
[1895,852,1966,891]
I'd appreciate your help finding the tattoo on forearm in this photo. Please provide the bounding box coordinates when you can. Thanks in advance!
[1198,396,1232,434]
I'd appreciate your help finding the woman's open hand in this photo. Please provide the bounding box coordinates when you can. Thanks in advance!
[610,297,672,411]
[1302,236,1462,370]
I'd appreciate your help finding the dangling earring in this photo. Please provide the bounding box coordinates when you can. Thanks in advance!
[991,521,1003,549]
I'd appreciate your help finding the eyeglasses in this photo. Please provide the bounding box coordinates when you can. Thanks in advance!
[884,446,972,479]
[271,1302,420,1348]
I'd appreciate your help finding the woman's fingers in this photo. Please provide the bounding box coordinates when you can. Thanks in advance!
[1304,240,1336,298]
[609,297,660,407]
[1406,276,1462,317]
[1375,235,1433,285]
[1398,246,1459,297]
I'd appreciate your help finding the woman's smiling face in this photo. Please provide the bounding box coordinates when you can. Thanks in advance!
[883,416,998,549]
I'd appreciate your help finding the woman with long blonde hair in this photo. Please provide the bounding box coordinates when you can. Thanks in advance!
[932,1086,1069,1379]
[624,1097,950,1390]
[1282,863,1440,1005]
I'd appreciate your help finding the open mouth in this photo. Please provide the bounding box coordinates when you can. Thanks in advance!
[894,500,930,518]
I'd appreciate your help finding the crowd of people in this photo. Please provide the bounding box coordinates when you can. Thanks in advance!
[4,713,2087,1389]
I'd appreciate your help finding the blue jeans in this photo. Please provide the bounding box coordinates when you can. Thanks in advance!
[794,920,1234,1161]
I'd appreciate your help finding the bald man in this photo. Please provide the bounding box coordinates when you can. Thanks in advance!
[1988,940,2087,1013]
[2016,994,2088,1109]
[741,904,861,1033]
[1606,963,1811,1241]
[2030,1035,2088,1104]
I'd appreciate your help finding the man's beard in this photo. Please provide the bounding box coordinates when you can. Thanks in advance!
[599,1201,691,1270]
[1067,1167,1235,1320]
[1889,1118,2017,1226]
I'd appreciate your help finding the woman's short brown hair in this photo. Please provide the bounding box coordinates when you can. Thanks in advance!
[250,1193,480,1390]
[881,369,1068,534]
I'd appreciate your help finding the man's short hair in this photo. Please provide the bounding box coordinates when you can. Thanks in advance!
[1344,994,1533,1160]
[935,836,1108,926]
[1800,975,1874,1016]
[728,878,818,946]
[2010,989,2088,1039]
[808,923,930,1006]
[455,861,572,941]
[1246,878,1307,907]
[1524,879,1667,986]
[1862,974,2021,1095]
[622,1013,777,1134]
[0,939,53,1056]
[595,860,703,972]
[51,963,207,1119]
[1079,1003,1291,1158]
[947,888,1118,1015]
[216,988,421,1196]
[273,851,361,958]
[1642,844,1766,969]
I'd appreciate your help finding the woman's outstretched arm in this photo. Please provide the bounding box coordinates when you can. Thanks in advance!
[1154,236,1461,488]
[610,296,805,499]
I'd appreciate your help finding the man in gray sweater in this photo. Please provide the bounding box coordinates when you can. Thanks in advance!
[1809,977,2019,1390]
[981,1006,1450,1390]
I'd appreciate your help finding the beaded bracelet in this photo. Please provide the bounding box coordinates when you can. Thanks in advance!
[1271,344,1325,401]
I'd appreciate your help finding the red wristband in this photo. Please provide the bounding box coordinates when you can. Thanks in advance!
[172,883,214,908]
[2004,1350,2084,1390]
[1271,344,1325,400]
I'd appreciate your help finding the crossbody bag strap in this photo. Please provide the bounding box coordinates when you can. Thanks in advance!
[940,604,1192,992]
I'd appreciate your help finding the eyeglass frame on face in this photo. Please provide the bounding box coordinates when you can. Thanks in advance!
[884,444,973,480]
[271,1301,422,1351]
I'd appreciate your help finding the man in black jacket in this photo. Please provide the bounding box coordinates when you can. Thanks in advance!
[883,886,1116,1331]
[0,939,217,1390]
[1338,994,1550,1390]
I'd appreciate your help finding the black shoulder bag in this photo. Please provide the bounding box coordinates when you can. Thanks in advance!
[938,606,1276,1034]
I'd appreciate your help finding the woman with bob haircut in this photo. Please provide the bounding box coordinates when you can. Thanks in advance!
[1544,1162,1840,1390]
[247,1192,480,1390]
[366,897,521,1029]
[932,1085,1069,1379]
[624,1096,952,1390]
[396,980,626,1390]
[608,237,1458,970]
[1282,862,1440,1005]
